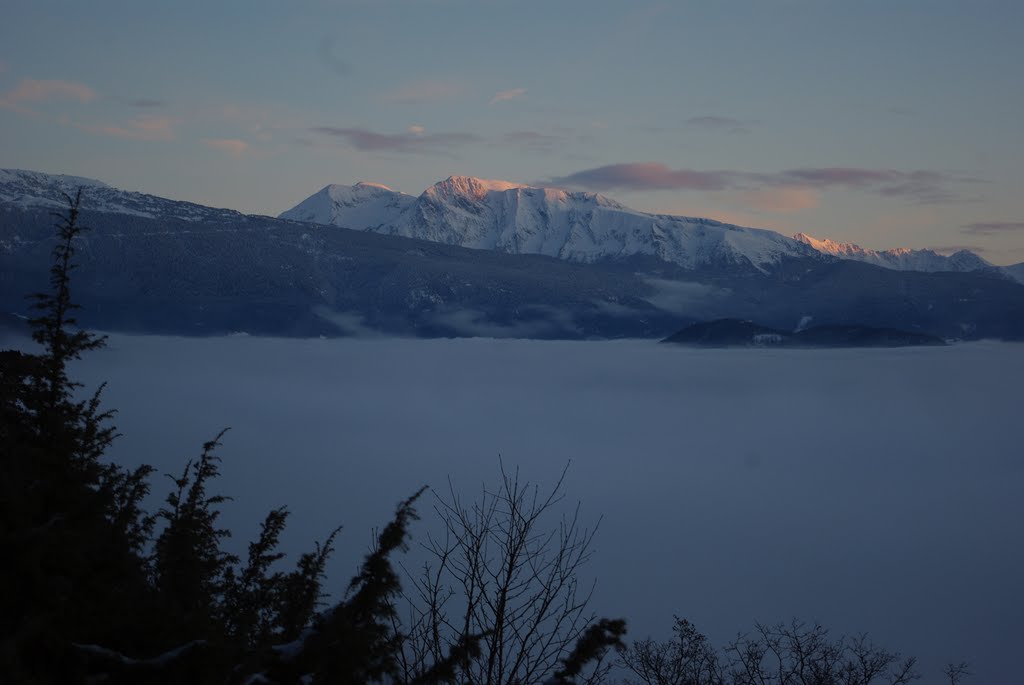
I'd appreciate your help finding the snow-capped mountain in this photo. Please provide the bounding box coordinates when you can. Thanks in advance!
[282,175,1024,281]
[793,232,994,273]
[1006,262,1024,284]
[281,175,822,273]
[0,168,250,223]
[4,168,1024,340]
[280,181,417,229]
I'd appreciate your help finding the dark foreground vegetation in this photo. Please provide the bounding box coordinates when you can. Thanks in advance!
[0,196,970,683]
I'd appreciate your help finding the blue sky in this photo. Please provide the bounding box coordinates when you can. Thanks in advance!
[2,0,1023,263]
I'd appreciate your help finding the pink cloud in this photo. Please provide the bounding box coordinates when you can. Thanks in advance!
[311,126,480,154]
[552,162,731,191]
[552,162,972,204]
[202,138,249,157]
[489,88,527,105]
[0,78,96,114]
[76,116,174,141]
[737,187,820,213]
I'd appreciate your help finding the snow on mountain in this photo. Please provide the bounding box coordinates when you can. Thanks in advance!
[279,181,416,228]
[281,175,821,272]
[5,168,1017,283]
[792,232,993,273]
[0,168,249,223]
[1005,262,1024,285]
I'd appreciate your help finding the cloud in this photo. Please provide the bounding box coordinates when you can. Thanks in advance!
[489,88,527,105]
[310,126,480,154]
[0,78,96,112]
[736,187,819,213]
[202,138,249,158]
[551,162,731,192]
[551,162,971,204]
[962,221,1024,236]
[430,306,577,339]
[383,80,462,104]
[407,124,425,135]
[686,115,750,134]
[76,116,174,141]
[642,278,725,313]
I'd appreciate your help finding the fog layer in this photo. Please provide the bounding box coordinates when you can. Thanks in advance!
[47,335,1024,682]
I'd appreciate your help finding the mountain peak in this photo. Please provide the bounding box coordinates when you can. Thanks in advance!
[793,232,865,255]
[353,181,394,191]
[793,231,992,273]
[427,176,528,200]
[0,168,110,191]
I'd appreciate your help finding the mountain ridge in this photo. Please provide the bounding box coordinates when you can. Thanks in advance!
[792,231,995,274]
[281,175,824,274]
[3,168,1024,341]
[281,174,1023,282]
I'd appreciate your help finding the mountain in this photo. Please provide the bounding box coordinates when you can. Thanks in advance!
[283,176,1024,283]
[662,319,946,348]
[280,181,416,228]
[282,175,823,274]
[4,169,1024,341]
[0,168,251,223]
[792,232,996,273]
[1005,262,1024,285]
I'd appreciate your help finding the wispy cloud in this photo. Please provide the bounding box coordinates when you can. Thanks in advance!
[552,163,731,191]
[551,162,973,204]
[686,115,750,134]
[489,87,527,105]
[0,78,96,113]
[202,138,249,158]
[383,80,462,104]
[310,126,480,154]
[962,221,1024,236]
[737,187,819,213]
[76,115,175,141]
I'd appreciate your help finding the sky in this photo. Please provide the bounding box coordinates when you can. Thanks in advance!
[2,0,1023,264]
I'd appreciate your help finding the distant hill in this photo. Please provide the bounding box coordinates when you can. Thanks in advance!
[662,319,947,348]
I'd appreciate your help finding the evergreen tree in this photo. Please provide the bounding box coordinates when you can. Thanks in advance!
[0,191,155,682]
[0,191,625,684]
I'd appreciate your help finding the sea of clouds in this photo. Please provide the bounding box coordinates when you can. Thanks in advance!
[25,334,1022,682]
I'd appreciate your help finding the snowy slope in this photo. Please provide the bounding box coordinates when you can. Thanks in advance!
[281,175,822,272]
[279,181,416,228]
[1003,262,1024,285]
[793,232,993,273]
[0,168,250,223]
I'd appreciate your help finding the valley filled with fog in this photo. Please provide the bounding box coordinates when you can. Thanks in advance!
[36,334,1024,681]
